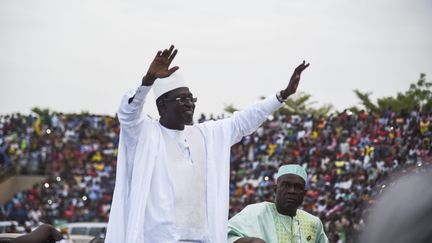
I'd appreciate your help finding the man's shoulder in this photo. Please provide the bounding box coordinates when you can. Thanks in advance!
[298,209,323,225]
[194,118,229,133]
[242,201,274,215]
[230,202,274,223]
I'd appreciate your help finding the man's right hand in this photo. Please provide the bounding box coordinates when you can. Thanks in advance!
[142,45,179,86]
[234,237,266,243]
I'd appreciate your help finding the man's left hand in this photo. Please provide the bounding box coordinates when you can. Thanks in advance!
[280,61,310,99]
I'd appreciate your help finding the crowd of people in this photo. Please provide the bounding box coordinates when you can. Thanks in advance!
[0,107,431,242]
[227,108,431,242]
[0,112,118,231]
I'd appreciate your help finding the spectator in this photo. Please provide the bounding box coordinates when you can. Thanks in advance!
[0,96,430,243]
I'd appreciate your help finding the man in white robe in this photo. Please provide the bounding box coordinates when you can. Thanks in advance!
[105,45,310,242]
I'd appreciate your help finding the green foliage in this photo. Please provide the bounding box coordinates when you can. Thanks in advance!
[354,73,431,114]
[309,103,333,117]
[80,110,91,116]
[280,92,333,117]
[353,90,379,113]
[31,107,50,117]
[346,106,361,114]
[223,92,332,117]
[224,104,238,114]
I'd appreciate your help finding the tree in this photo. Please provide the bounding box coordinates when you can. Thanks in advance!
[353,73,431,114]
[224,104,238,114]
[353,90,379,113]
[31,107,50,118]
[279,92,333,117]
[223,92,332,117]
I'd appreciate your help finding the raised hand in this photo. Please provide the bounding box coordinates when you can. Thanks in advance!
[281,60,310,99]
[142,45,179,86]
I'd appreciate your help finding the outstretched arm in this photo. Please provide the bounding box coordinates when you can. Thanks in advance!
[215,61,310,145]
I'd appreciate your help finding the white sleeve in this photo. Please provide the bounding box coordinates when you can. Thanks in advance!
[227,93,283,145]
[117,85,152,127]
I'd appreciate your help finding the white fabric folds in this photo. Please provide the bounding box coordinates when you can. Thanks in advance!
[105,85,283,242]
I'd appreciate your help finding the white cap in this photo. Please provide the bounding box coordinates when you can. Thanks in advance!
[276,164,308,185]
[153,72,188,99]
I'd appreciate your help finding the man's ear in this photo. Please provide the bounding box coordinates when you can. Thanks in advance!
[156,100,167,116]
[156,99,165,107]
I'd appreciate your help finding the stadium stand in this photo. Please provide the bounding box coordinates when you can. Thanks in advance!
[0,109,430,242]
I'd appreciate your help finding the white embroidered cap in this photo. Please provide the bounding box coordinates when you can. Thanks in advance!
[153,72,188,99]
[276,164,308,185]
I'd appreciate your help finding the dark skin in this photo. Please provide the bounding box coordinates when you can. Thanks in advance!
[158,87,195,129]
[234,174,306,243]
[234,237,267,243]
[142,45,179,86]
[140,45,309,131]
[280,60,310,99]
[275,174,306,216]
[141,45,192,130]
[11,224,62,243]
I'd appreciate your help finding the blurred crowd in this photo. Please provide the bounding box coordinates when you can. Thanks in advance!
[0,112,118,232]
[0,108,431,242]
[228,108,431,242]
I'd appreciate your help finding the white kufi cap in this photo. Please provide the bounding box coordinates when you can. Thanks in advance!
[153,72,188,99]
[276,164,308,185]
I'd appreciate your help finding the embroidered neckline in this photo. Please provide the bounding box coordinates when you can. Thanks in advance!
[270,203,302,243]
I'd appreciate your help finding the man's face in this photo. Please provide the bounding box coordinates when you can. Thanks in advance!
[275,174,306,213]
[161,87,196,127]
